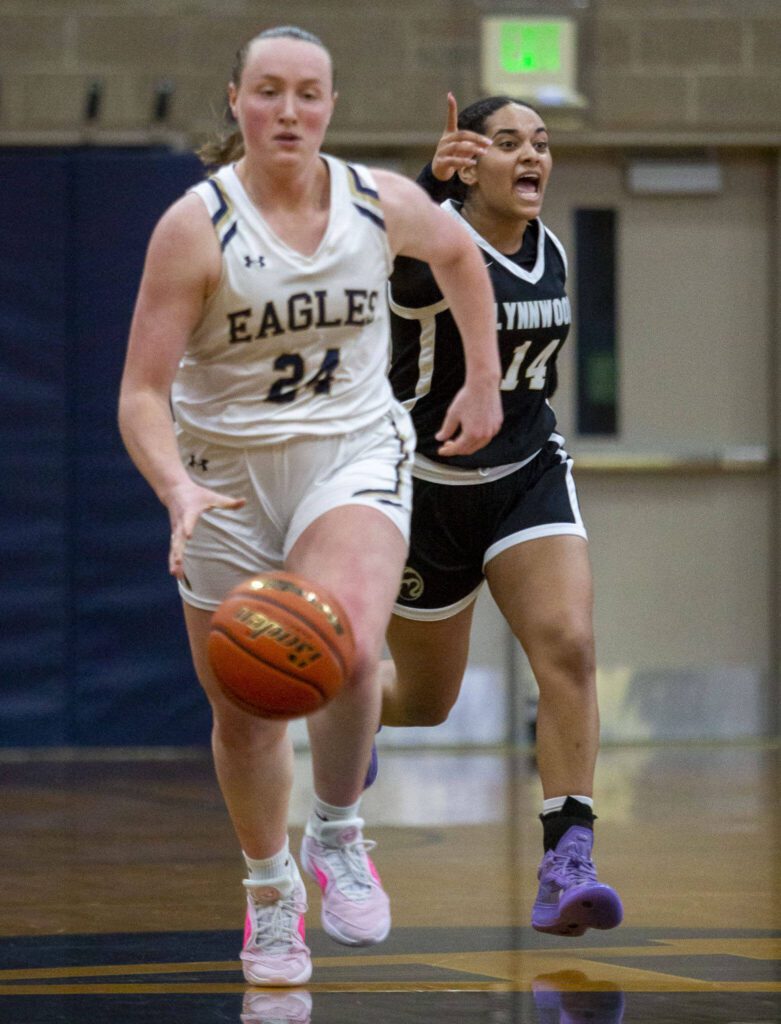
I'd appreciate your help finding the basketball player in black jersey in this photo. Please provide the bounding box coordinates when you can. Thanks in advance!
[375,94,623,937]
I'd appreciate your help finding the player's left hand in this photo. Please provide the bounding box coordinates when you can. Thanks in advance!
[435,380,503,457]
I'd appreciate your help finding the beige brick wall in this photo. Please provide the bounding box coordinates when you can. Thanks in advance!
[592,0,781,131]
[0,0,779,142]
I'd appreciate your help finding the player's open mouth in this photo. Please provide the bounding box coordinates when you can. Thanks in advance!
[515,173,541,198]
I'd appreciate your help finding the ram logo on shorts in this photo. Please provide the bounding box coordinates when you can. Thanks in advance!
[399,566,424,602]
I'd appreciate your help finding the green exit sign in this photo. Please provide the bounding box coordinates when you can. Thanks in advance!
[500,22,562,74]
[481,16,584,107]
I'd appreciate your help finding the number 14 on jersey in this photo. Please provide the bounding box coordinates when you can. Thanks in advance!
[500,339,562,392]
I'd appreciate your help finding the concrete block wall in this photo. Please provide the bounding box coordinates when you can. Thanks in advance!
[0,0,779,144]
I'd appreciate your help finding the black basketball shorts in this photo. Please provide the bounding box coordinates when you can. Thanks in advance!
[394,434,587,621]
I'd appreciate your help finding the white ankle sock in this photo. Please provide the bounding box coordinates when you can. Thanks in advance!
[542,795,594,815]
[243,837,292,884]
[308,796,362,837]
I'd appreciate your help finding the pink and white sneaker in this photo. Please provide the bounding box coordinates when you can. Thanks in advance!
[240,857,312,986]
[300,817,390,946]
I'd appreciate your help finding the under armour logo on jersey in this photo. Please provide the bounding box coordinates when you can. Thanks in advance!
[188,454,209,472]
[243,254,267,269]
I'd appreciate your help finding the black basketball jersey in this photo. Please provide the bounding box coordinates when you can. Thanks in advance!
[389,198,571,469]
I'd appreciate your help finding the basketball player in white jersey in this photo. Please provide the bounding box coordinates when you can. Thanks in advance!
[118,28,502,988]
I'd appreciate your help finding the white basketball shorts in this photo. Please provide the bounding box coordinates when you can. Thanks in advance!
[175,407,415,611]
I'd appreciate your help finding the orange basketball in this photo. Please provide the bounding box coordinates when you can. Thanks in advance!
[207,572,355,719]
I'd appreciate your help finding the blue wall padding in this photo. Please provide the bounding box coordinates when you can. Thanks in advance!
[0,147,213,746]
[0,151,70,743]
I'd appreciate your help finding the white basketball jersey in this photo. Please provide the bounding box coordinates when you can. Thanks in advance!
[172,155,396,446]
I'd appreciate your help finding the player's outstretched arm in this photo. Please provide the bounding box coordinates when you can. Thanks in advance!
[376,169,502,456]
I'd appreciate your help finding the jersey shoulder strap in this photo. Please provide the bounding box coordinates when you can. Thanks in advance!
[188,172,238,252]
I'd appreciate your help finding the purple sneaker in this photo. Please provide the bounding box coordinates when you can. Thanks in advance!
[300,817,390,946]
[532,826,623,937]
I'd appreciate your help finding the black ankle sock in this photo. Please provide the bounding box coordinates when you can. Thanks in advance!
[540,797,596,852]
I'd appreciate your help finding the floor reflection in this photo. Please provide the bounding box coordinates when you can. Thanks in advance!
[241,975,627,1023]
[8,988,779,1023]
[242,988,312,1023]
[242,991,313,1024]
[1,743,778,1022]
[531,971,625,1024]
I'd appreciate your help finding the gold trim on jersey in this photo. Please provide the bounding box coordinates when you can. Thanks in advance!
[352,405,413,507]
[347,163,386,230]
[388,290,450,320]
[205,177,237,251]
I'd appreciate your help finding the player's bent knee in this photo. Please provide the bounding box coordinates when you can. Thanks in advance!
[339,642,385,696]
[552,642,595,685]
[527,621,596,685]
[393,689,457,727]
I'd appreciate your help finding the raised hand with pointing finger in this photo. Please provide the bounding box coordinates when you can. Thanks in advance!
[431,92,492,183]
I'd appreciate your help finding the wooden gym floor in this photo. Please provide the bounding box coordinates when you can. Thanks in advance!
[0,740,778,1023]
